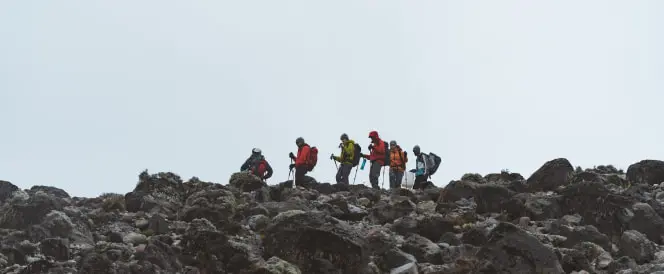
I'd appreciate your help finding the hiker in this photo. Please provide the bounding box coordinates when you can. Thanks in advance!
[331,133,355,185]
[388,140,407,189]
[240,148,273,180]
[410,145,442,189]
[361,131,387,189]
[411,145,428,189]
[289,137,315,187]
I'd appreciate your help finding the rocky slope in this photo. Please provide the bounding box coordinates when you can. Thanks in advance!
[2,158,664,273]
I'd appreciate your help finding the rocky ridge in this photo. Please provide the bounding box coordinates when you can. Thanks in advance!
[1,159,664,273]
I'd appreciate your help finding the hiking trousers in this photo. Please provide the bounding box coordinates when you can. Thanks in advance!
[335,163,353,185]
[413,175,428,189]
[294,166,309,187]
[389,169,404,189]
[369,161,382,189]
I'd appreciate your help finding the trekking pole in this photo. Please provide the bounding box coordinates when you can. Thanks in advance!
[381,167,385,189]
[353,167,358,185]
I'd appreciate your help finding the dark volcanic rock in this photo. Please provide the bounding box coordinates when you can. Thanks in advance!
[0,180,19,204]
[627,159,664,185]
[476,222,565,273]
[526,158,574,192]
[263,211,368,273]
[5,160,664,273]
[229,172,266,192]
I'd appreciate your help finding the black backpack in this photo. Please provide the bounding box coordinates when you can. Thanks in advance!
[383,141,390,166]
[351,143,362,167]
[426,152,443,176]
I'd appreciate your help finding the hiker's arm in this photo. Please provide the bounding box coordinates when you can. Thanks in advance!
[264,162,273,179]
[240,158,251,171]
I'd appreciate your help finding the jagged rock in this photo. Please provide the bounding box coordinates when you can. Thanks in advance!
[401,233,442,264]
[124,171,185,219]
[502,192,562,220]
[28,186,70,199]
[229,172,266,192]
[620,230,656,264]
[476,222,565,273]
[263,211,368,273]
[460,173,486,184]
[484,171,525,184]
[438,180,477,203]
[558,180,636,241]
[372,248,417,273]
[179,186,237,229]
[249,256,302,274]
[627,159,664,185]
[0,180,19,204]
[0,191,64,229]
[369,198,416,224]
[39,237,70,261]
[474,184,514,214]
[148,214,169,235]
[527,158,575,192]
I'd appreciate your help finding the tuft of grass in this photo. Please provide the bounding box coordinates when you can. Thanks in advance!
[101,193,125,212]
[141,229,154,237]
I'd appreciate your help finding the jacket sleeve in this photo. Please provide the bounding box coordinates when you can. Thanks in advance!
[295,146,310,166]
[264,161,273,179]
[240,158,251,171]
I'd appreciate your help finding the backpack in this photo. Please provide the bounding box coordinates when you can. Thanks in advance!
[306,146,318,172]
[383,141,390,166]
[251,160,268,178]
[424,152,442,176]
[351,143,362,167]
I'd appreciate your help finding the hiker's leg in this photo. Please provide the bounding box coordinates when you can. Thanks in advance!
[335,166,344,184]
[389,170,397,189]
[295,166,307,187]
[395,171,404,188]
[414,175,426,189]
[369,162,381,189]
[341,164,352,185]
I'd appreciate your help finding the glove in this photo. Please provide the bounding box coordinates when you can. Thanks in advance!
[409,169,416,173]
[330,154,335,160]
[289,152,295,159]
[368,144,373,151]
[289,164,295,170]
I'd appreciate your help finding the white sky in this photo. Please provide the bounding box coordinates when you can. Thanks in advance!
[1,1,662,197]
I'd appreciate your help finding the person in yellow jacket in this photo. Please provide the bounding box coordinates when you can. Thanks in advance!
[389,140,408,188]
[330,133,355,185]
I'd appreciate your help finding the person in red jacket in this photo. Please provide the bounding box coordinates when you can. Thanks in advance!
[361,131,386,189]
[289,137,310,187]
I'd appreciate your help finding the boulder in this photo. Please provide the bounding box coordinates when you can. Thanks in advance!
[229,172,266,192]
[476,222,565,273]
[627,159,664,185]
[263,211,368,273]
[527,158,574,191]
[124,170,185,219]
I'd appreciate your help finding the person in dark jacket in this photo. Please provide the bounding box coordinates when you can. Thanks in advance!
[410,145,428,189]
[240,148,273,180]
[289,137,311,187]
[361,131,386,189]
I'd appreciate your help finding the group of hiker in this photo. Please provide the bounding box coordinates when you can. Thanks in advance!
[240,130,442,190]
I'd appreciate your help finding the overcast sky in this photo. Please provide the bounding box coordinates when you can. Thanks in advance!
[1,1,662,197]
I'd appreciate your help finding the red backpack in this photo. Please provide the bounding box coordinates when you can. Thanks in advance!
[306,146,318,172]
[251,160,268,178]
